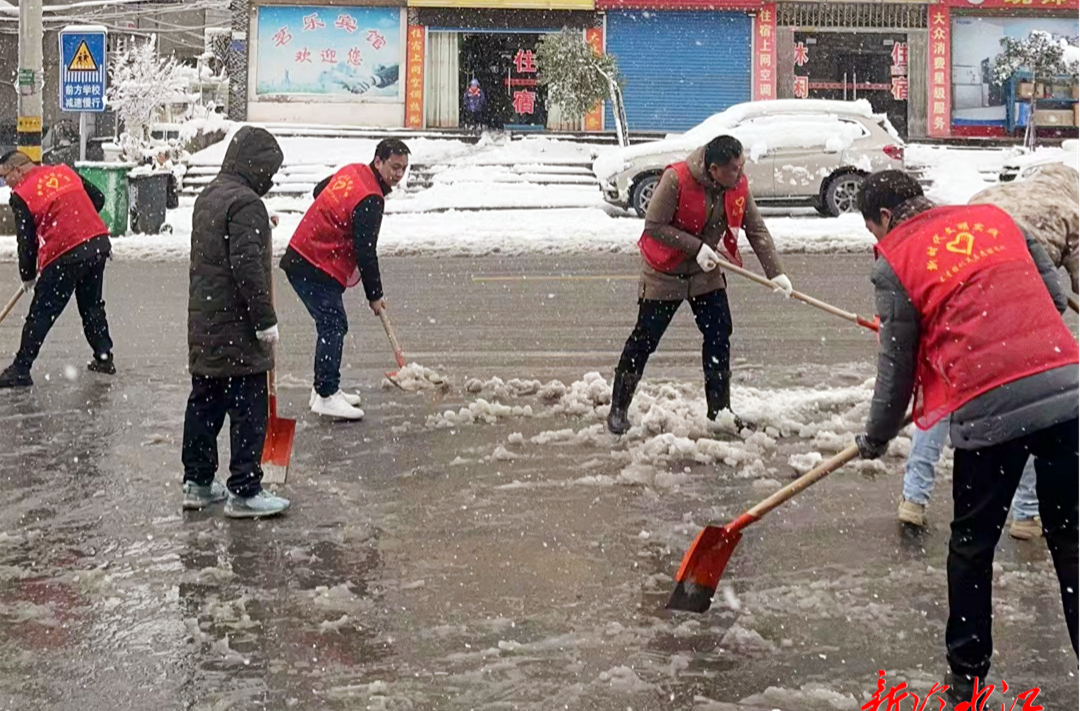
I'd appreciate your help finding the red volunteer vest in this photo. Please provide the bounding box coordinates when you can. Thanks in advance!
[638,164,749,273]
[12,164,108,272]
[875,203,1079,429]
[289,163,383,288]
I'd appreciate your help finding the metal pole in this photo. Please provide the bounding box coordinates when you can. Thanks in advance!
[79,112,88,162]
[17,0,43,162]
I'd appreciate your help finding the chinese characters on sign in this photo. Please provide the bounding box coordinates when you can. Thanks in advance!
[584,27,604,131]
[863,670,1043,711]
[891,76,909,101]
[405,25,424,128]
[794,74,809,99]
[794,41,810,68]
[255,6,402,98]
[59,29,108,113]
[927,7,951,137]
[513,90,536,115]
[754,5,777,101]
[514,49,537,74]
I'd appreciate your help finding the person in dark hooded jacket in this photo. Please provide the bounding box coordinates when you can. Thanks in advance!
[181,126,290,519]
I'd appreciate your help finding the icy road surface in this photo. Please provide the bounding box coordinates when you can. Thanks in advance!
[0,255,1075,711]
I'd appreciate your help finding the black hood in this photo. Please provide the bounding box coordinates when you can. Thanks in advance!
[220,126,284,197]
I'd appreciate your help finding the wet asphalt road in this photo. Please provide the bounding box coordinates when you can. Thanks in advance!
[0,254,1076,711]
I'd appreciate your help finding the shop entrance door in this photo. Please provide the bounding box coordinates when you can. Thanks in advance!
[459,33,547,131]
[794,32,909,137]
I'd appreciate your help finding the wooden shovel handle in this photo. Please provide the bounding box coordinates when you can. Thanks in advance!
[1068,293,1078,314]
[732,415,914,533]
[0,286,25,326]
[378,309,407,368]
[714,259,879,332]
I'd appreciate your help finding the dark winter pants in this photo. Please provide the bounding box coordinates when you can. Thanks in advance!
[946,418,1078,679]
[15,254,112,371]
[286,270,348,398]
[181,373,267,498]
[616,289,733,376]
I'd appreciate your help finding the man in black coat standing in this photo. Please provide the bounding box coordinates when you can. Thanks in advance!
[182,126,290,518]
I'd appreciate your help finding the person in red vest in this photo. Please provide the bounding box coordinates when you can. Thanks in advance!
[853,170,1078,703]
[607,135,793,435]
[0,150,114,388]
[282,138,409,420]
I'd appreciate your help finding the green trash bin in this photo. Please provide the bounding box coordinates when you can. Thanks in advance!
[76,162,136,236]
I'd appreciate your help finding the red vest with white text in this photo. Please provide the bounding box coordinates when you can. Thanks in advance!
[874,203,1079,429]
[12,164,108,272]
[638,163,749,273]
[289,163,383,288]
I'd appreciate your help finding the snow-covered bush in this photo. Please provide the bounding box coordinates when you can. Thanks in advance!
[537,28,628,146]
[107,36,190,162]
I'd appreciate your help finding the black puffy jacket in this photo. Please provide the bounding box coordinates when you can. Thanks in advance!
[188,126,284,377]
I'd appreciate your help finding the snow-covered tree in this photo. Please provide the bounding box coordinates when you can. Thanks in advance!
[992,30,1079,149]
[107,36,189,162]
[537,28,629,147]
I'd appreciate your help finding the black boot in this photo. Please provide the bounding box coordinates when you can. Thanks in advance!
[606,370,641,435]
[704,369,754,432]
[942,670,983,708]
[87,353,115,375]
[0,363,32,389]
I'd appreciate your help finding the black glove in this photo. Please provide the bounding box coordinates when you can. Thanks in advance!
[856,434,889,460]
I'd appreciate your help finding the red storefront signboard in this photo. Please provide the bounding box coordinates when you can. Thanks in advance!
[405,25,424,129]
[928,7,951,138]
[584,27,604,131]
[754,4,777,100]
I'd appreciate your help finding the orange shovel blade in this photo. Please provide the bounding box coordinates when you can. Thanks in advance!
[261,396,295,485]
[666,524,743,613]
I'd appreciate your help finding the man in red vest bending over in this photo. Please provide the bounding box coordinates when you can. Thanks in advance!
[853,171,1077,702]
[282,138,409,420]
[0,150,115,388]
[607,135,793,435]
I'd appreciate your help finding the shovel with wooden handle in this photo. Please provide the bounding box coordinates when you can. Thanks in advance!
[667,416,912,613]
[714,259,880,332]
[261,276,295,486]
[0,286,25,326]
[378,309,408,389]
[1068,294,1078,314]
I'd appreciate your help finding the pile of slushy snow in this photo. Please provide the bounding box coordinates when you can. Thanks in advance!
[420,371,911,478]
[381,362,449,392]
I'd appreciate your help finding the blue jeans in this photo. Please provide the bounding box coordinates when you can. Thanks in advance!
[285,270,348,398]
[904,419,1040,520]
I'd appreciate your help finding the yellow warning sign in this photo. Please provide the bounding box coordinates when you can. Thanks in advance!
[68,41,97,71]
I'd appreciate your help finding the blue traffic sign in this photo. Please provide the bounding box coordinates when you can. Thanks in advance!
[59,26,107,113]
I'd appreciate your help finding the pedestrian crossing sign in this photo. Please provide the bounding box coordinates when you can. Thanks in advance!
[68,41,98,71]
[59,26,107,113]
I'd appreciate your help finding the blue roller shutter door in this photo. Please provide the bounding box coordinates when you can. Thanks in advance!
[604,10,752,132]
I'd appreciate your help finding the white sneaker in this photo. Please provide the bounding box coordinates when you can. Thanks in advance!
[309,388,362,408]
[311,391,365,420]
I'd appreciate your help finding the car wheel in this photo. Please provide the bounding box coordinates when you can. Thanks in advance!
[631,174,661,218]
[813,200,832,217]
[823,172,864,217]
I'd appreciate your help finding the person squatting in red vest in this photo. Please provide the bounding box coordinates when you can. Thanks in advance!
[852,171,1078,704]
[607,135,794,435]
[281,138,410,420]
[0,151,115,388]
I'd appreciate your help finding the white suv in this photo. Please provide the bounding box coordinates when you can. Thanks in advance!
[593,99,906,217]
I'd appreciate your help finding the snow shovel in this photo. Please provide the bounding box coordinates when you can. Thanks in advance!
[667,418,911,614]
[262,270,295,485]
[262,354,295,486]
[378,309,408,389]
[714,259,880,332]
[0,286,25,326]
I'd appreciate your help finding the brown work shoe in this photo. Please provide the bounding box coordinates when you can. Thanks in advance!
[1008,516,1043,541]
[897,499,927,527]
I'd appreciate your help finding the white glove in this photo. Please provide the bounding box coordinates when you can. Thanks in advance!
[696,244,720,272]
[269,212,281,229]
[771,274,793,297]
[21,279,35,294]
[256,324,279,344]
